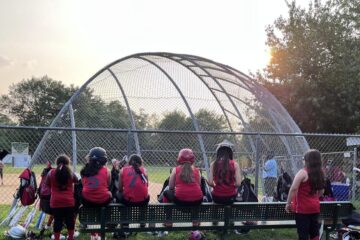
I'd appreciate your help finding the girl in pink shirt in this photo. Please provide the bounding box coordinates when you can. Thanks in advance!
[46,155,78,240]
[80,147,112,206]
[285,149,325,240]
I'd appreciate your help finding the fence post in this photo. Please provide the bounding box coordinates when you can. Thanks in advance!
[127,131,132,157]
[69,104,77,172]
[352,147,357,202]
[254,134,260,197]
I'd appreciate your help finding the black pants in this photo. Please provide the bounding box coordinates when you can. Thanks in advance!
[212,194,237,205]
[163,189,203,205]
[81,196,111,207]
[0,168,3,179]
[120,196,150,207]
[52,207,75,233]
[295,213,320,240]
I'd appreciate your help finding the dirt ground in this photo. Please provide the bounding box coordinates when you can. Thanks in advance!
[0,173,163,204]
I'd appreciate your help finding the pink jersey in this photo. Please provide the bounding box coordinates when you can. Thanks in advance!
[212,160,237,197]
[292,169,321,214]
[82,167,111,204]
[175,166,203,202]
[121,166,148,203]
[48,169,76,208]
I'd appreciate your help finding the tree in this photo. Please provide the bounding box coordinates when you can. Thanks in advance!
[0,76,76,126]
[257,0,360,133]
[0,113,13,125]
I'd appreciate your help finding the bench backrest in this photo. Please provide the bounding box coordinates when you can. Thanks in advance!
[230,202,353,222]
[79,201,353,225]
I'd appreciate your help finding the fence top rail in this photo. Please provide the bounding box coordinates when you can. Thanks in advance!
[1,124,360,138]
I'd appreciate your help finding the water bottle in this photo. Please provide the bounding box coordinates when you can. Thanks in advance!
[346,177,350,185]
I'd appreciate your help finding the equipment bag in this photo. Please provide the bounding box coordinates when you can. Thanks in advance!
[15,168,38,206]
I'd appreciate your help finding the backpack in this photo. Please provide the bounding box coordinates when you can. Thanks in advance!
[38,166,52,214]
[276,172,292,202]
[15,168,38,206]
[109,167,120,198]
[73,176,83,212]
[200,176,212,202]
[236,177,258,202]
[343,210,360,226]
[321,178,335,201]
[38,167,52,198]
[235,177,258,234]
[157,177,170,203]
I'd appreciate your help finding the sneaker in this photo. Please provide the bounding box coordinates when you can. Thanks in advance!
[45,225,52,231]
[90,233,102,240]
[74,231,80,238]
[51,234,65,240]
[157,231,168,237]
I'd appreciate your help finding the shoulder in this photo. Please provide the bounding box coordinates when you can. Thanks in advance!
[193,166,200,172]
[233,161,240,168]
[296,169,308,179]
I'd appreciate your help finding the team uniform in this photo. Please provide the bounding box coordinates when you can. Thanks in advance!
[291,169,321,240]
[121,166,149,205]
[212,160,237,204]
[174,166,203,205]
[82,166,111,206]
[47,169,78,239]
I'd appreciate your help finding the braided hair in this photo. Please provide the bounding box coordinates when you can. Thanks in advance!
[128,154,147,183]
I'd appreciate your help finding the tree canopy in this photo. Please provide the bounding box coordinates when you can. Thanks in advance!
[0,76,76,126]
[257,0,360,133]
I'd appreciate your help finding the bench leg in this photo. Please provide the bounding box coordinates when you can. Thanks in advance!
[325,227,330,240]
[100,231,105,240]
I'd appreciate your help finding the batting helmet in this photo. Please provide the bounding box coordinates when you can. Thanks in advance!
[177,148,195,164]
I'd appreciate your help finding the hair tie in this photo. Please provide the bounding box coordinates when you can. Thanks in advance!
[59,163,63,170]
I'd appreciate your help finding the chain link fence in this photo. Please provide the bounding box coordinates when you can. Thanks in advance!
[1,125,360,222]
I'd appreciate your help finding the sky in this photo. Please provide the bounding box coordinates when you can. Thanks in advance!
[0,0,310,95]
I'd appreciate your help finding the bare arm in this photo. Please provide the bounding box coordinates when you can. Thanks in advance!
[107,168,111,186]
[285,169,307,212]
[198,168,201,185]
[168,168,176,191]
[118,168,123,192]
[234,162,242,187]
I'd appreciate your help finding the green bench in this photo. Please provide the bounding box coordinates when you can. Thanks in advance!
[78,201,353,240]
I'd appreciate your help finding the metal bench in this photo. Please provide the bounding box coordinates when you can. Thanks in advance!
[78,201,353,240]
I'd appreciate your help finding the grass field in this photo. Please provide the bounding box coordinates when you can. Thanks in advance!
[3,164,171,183]
[0,224,298,240]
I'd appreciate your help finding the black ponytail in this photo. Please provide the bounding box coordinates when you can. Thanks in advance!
[55,155,72,191]
[128,154,147,183]
[129,154,143,175]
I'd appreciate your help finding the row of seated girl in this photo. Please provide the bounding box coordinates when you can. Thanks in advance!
[45,140,240,240]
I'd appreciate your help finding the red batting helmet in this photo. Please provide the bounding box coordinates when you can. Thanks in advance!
[177,148,195,164]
